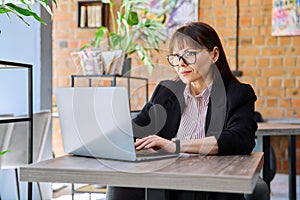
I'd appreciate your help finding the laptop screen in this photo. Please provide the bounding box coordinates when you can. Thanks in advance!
[55,87,137,161]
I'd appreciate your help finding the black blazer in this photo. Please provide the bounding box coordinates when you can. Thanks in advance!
[132,78,257,155]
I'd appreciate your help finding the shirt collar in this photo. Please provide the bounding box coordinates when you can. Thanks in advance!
[183,82,212,105]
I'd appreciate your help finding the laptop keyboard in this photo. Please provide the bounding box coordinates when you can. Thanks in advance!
[136,149,173,157]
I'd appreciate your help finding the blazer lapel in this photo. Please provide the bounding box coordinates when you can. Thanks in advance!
[161,80,186,114]
[205,72,227,139]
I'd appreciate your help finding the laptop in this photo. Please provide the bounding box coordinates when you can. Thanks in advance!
[55,87,178,162]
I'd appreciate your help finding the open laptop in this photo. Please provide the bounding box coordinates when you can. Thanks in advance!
[55,87,178,162]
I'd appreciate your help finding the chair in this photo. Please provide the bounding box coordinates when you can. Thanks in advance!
[244,111,271,200]
[254,111,277,183]
[0,110,51,200]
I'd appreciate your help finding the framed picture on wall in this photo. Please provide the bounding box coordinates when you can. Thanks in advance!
[272,0,300,36]
[149,0,199,37]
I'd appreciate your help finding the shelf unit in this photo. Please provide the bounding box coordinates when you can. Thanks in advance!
[71,74,149,111]
[0,60,33,200]
[77,0,109,28]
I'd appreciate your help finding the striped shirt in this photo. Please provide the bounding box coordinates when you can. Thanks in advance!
[176,85,211,140]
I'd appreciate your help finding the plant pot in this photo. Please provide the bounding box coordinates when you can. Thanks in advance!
[122,57,131,76]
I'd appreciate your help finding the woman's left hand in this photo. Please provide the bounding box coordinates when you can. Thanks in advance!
[134,135,176,153]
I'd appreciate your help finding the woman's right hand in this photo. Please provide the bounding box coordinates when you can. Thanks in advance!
[134,135,176,153]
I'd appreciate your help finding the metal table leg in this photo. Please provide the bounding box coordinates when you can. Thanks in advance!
[288,135,296,200]
[262,135,271,189]
[146,188,169,200]
[28,183,32,200]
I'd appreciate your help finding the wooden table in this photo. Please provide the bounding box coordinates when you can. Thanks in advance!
[257,122,300,200]
[20,152,263,200]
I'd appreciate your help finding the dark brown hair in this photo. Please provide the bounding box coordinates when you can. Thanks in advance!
[169,22,239,85]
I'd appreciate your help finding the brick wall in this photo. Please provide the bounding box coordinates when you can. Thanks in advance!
[52,0,95,157]
[52,0,300,174]
[199,0,300,118]
[198,0,300,174]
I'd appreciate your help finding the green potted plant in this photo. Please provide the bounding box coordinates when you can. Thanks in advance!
[0,0,56,26]
[82,0,166,72]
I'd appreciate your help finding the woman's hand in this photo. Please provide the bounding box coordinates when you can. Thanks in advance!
[134,135,176,153]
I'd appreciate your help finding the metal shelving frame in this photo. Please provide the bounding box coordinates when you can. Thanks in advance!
[71,74,149,111]
[0,60,33,200]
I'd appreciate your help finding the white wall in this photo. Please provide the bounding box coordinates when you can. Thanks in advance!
[0,6,41,115]
[0,69,29,115]
[0,4,53,200]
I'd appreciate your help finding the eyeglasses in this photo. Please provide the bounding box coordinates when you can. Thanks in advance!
[166,51,201,67]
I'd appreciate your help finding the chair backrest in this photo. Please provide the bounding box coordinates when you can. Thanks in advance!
[0,115,14,168]
[254,110,276,182]
[1,110,51,168]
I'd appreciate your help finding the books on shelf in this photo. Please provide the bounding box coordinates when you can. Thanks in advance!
[80,4,102,28]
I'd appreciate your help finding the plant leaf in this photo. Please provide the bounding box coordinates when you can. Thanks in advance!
[0,7,9,14]
[109,33,122,50]
[0,150,11,156]
[94,26,108,47]
[80,43,92,50]
[2,5,31,26]
[37,0,53,18]
[127,11,138,26]
[5,3,46,24]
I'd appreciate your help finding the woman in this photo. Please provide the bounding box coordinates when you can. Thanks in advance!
[107,22,261,200]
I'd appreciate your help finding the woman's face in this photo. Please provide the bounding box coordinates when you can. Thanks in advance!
[170,46,214,85]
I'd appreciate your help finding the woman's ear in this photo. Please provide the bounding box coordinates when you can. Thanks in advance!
[211,46,219,63]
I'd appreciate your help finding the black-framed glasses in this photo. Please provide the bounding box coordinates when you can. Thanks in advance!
[166,51,200,67]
